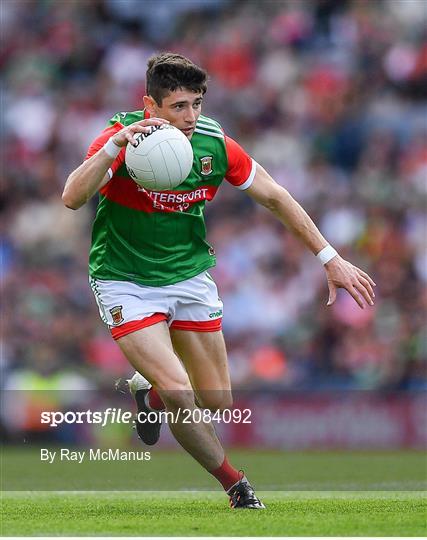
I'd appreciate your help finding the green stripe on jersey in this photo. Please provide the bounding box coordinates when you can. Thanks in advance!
[198,114,221,128]
[196,117,223,133]
[194,128,224,139]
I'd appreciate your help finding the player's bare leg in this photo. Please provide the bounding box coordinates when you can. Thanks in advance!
[170,329,232,411]
[170,328,265,508]
[118,323,264,509]
[117,322,225,470]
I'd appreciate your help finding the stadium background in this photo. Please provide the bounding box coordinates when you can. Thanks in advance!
[1,0,426,454]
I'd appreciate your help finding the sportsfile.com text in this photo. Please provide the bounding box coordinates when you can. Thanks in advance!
[40,408,252,428]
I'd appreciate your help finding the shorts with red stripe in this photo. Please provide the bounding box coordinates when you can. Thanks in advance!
[89,271,223,340]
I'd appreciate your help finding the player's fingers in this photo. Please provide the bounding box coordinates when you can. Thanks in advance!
[327,282,337,306]
[348,285,365,309]
[354,281,374,306]
[126,125,155,145]
[356,267,376,287]
[140,117,169,125]
[132,125,154,134]
[125,131,140,146]
[358,275,375,300]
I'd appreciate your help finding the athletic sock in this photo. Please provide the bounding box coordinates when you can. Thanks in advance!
[145,388,165,411]
[210,456,241,491]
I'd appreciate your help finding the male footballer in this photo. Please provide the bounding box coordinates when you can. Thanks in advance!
[63,53,375,509]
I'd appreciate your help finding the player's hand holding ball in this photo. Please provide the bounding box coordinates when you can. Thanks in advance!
[104,118,194,191]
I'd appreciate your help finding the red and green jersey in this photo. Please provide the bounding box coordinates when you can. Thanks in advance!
[86,110,255,286]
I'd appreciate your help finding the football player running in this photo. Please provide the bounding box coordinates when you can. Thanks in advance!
[63,53,376,509]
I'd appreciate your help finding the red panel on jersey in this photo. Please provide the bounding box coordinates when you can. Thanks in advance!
[85,122,126,176]
[224,135,253,187]
[100,177,220,214]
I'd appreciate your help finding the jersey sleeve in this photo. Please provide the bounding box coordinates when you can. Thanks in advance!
[224,135,257,190]
[85,122,125,178]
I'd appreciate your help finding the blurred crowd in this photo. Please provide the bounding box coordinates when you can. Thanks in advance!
[2,0,426,393]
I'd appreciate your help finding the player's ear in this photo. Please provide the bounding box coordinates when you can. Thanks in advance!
[143,95,158,115]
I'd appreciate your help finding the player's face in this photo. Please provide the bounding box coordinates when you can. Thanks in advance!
[144,89,203,139]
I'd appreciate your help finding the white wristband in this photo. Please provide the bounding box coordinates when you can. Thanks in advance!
[103,137,121,159]
[317,245,338,265]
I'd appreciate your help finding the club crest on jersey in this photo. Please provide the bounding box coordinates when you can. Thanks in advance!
[109,306,124,325]
[200,156,213,176]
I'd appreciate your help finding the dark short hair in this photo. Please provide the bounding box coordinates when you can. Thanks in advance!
[146,53,208,105]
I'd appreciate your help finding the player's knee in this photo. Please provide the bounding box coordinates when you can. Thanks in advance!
[163,391,196,411]
[156,377,195,410]
[155,372,192,393]
[198,391,233,412]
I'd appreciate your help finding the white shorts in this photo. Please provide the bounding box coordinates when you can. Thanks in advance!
[89,271,223,340]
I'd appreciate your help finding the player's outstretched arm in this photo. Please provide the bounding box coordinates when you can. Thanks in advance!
[246,163,376,309]
[62,118,169,210]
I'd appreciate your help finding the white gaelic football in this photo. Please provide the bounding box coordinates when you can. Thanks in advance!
[125,124,193,190]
